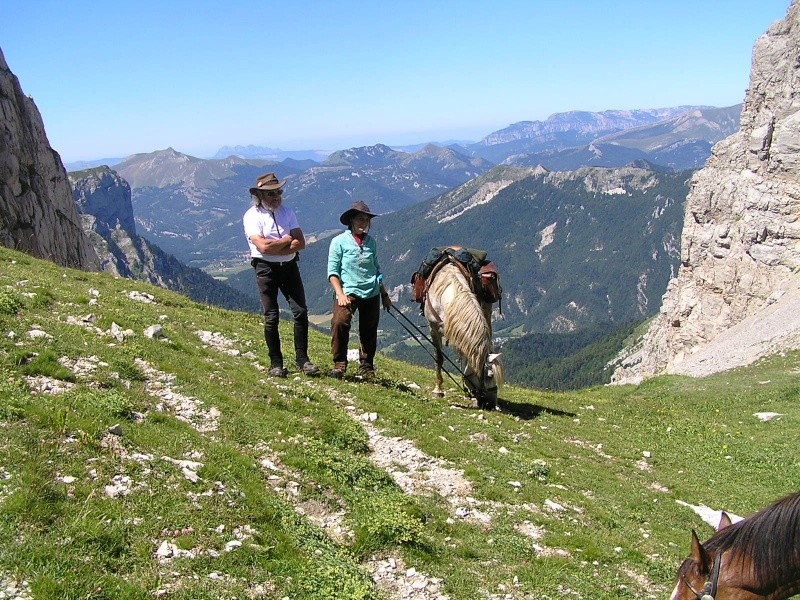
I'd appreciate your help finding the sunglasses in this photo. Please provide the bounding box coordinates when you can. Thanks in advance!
[262,189,283,197]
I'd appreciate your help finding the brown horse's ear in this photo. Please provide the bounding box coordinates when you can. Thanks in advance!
[690,529,712,573]
[717,511,733,531]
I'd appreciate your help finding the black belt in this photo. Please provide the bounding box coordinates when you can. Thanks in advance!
[251,255,297,268]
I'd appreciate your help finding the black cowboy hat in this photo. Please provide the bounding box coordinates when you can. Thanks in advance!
[249,172,285,194]
[339,201,378,225]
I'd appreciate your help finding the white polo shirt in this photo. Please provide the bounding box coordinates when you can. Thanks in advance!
[243,204,300,262]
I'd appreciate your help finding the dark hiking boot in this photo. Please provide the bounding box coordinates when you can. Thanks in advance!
[329,362,347,379]
[269,366,288,378]
[357,364,376,380]
[298,361,320,376]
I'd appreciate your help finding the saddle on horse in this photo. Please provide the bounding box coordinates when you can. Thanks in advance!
[410,246,502,307]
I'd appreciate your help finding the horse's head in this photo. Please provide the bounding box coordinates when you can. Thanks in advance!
[672,519,759,600]
[672,529,721,600]
[464,352,504,409]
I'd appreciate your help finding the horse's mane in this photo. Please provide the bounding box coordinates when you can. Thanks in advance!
[428,264,503,385]
[705,491,800,582]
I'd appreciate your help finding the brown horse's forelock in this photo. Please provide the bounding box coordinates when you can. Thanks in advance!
[703,492,800,585]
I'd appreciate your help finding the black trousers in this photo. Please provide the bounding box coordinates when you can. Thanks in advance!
[253,257,311,368]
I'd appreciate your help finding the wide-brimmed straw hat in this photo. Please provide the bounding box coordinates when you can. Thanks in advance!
[339,201,378,225]
[249,172,285,194]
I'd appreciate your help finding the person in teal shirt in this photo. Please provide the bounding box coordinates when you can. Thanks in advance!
[327,201,392,379]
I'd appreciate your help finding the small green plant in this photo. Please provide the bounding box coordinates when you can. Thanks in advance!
[70,388,136,420]
[289,554,380,600]
[301,438,396,491]
[353,490,425,553]
[318,410,370,454]
[8,349,75,382]
[25,288,55,310]
[110,358,147,382]
[0,375,28,419]
[0,289,22,316]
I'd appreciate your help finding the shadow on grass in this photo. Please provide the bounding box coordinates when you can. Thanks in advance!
[444,395,576,421]
[335,373,429,398]
[497,397,577,421]
[335,376,579,423]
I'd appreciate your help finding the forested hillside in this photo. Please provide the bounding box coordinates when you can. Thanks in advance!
[294,164,690,336]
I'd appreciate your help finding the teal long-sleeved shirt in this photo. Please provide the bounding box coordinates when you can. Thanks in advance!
[327,230,382,299]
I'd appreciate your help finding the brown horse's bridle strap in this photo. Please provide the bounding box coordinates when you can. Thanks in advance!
[684,552,722,600]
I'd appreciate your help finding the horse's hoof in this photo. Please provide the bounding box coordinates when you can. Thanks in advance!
[476,397,497,411]
[432,391,445,398]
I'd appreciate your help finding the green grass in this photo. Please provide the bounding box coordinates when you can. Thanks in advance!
[0,244,798,599]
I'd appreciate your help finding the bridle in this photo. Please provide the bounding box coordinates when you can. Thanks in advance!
[683,552,722,600]
[463,360,498,398]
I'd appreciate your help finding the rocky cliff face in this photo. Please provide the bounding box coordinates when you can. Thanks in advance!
[70,166,256,313]
[0,48,98,270]
[613,0,800,383]
[69,167,142,277]
[72,167,137,236]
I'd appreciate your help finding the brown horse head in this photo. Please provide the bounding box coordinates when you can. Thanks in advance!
[671,536,766,600]
[671,530,723,600]
[671,492,800,600]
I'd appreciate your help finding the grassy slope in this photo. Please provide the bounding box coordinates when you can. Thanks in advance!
[0,245,797,599]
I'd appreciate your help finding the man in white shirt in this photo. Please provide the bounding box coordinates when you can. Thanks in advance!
[243,173,318,377]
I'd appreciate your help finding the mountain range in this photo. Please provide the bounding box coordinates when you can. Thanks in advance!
[458,105,740,166]
[112,144,494,270]
[38,99,741,355]
[96,104,738,276]
[256,161,690,341]
[75,104,738,343]
[3,0,797,396]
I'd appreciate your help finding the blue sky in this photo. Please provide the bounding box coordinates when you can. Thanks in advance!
[1,0,790,163]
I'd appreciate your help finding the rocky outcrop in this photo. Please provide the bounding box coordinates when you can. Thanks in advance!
[72,167,137,236]
[70,166,256,313]
[70,167,141,277]
[0,47,98,270]
[613,0,800,383]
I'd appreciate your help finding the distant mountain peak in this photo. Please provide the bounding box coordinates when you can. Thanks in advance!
[115,148,234,189]
[325,143,404,167]
[479,106,713,147]
[416,143,453,157]
[212,144,328,162]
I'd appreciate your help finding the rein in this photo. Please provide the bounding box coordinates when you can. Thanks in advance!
[684,552,722,600]
[386,306,471,396]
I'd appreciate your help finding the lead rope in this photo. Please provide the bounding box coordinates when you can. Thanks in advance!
[386,306,470,396]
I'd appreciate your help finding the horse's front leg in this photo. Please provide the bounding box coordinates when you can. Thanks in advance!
[431,329,445,398]
[433,346,445,398]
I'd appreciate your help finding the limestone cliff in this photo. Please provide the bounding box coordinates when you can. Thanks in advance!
[613,0,800,383]
[0,48,98,270]
[69,167,144,278]
[70,166,256,313]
